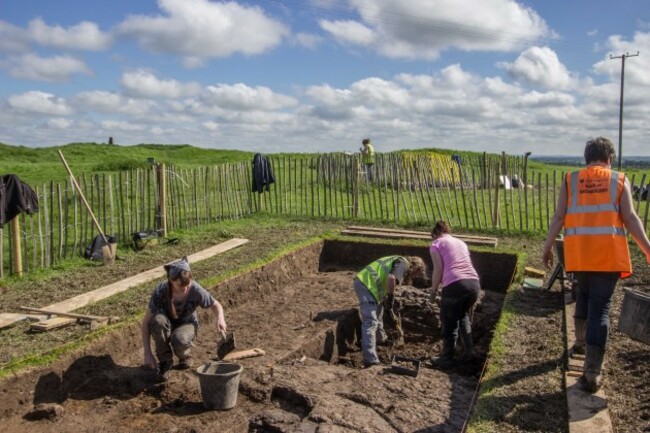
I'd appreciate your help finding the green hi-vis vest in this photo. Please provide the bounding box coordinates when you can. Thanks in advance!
[356,256,406,303]
[362,143,375,165]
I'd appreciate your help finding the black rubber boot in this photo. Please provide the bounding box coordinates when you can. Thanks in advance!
[569,318,586,357]
[580,344,605,393]
[459,328,476,361]
[430,339,455,369]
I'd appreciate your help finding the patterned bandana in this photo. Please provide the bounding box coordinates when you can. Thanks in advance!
[164,256,191,279]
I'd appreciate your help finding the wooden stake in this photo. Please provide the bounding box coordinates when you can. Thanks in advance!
[11,217,22,276]
[57,150,113,261]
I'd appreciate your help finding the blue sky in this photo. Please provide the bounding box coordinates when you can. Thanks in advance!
[1,0,649,156]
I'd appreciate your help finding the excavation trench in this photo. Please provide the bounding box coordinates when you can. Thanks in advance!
[0,239,517,433]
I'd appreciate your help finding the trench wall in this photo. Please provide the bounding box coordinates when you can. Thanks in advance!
[319,239,518,292]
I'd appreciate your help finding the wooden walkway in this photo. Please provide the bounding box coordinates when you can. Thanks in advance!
[564,291,613,433]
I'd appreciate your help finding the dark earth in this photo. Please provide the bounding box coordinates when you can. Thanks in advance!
[0,220,649,433]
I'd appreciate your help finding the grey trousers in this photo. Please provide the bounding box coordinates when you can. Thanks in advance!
[149,314,196,362]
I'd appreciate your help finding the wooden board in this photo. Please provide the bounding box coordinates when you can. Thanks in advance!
[524,266,546,278]
[564,291,614,433]
[0,313,46,329]
[31,317,77,332]
[341,228,498,248]
[0,238,249,330]
[346,226,498,242]
[222,348,265,361]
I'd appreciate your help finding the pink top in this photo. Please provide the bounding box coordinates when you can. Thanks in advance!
[430,234,479,287]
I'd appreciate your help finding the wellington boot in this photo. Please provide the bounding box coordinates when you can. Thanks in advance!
[569,319,586,357]
[459,328,476,361]
[581,344,605,393]
[430,339,455,369]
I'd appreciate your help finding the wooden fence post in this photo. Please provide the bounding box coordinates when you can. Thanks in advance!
[155,163,167,237]
[11,217,23,276]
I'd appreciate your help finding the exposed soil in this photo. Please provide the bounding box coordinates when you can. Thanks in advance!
[0,240,509,433]
[0,218,649,433]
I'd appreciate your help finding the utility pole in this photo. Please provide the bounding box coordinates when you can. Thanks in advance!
[610,51,639,170]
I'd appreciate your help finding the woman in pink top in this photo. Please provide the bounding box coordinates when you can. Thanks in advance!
[429,220,481,369]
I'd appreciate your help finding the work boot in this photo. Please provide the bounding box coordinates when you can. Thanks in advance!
[178,356,194,370]
[569,319,586,357]
[430,339,455,369]
[580,345,606,393]
[459,328,476,361]
[157,360,173,382]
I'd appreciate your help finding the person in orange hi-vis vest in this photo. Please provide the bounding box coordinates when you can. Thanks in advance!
[543,137,650,393]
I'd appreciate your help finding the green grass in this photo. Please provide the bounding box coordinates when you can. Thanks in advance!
[0,142,255,185]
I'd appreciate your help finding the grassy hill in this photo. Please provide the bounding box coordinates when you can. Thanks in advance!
[1,141,569,186]
[0,142,255,185]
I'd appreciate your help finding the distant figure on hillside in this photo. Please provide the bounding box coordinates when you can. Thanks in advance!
[141,256,228,381]
[353,255,427,367]
[429,220,481,369]
[359,138,375,182]
[542,136,650,393]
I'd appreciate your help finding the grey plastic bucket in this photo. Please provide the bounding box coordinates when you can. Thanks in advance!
[618,288,650,345]
[196,361,243,410]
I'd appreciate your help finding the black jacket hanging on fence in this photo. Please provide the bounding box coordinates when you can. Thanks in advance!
[0,174,39,228]
[252,153,275,193]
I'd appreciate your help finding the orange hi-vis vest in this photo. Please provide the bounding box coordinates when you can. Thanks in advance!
[563,166,631,278]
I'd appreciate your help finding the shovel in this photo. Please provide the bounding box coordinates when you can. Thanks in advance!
[215,329,236,360]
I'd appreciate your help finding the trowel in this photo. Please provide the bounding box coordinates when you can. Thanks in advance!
[215,329,236,360]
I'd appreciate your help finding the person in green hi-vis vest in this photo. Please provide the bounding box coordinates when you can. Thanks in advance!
[359,138,375,182]
[353,255,427,367]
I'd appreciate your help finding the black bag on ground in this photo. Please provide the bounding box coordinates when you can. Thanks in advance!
[84,235,117,261]
[131,230,179,251]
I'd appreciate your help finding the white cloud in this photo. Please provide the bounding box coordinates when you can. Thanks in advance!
[8,91,72,115]
[27,18,111,50]
[100,120,147,131]
[75,91,155,116]
[499,46,573,89]
[120,70,201,99]
[6,53,91,82]
[593,32,650,86]
[293,32,323,49]
[46,118,73,129]
[319,20,375,46]
[199,83,298,111]
[117,0,289,63]
[320,0,552,59]
[0,20,30,52]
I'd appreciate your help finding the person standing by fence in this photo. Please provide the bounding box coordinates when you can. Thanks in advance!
[359,138,375,182]
[543,136,650,393]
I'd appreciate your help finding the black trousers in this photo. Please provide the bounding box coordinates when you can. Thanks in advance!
[440,279,480,341]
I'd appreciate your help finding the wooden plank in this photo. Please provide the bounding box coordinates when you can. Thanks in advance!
[564,292,613,433]
[44,238,249,313]
[342,228,498,247]
[346,225,498,242]
[524,267,545,278]
[31,317,76,332]
[0,238,249,329]
[19,306,109,322]
[222,348,265,361]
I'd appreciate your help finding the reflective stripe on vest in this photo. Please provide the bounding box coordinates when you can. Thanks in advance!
[566,170,620,214]
[563,167,631,277]
[356,256,405,303]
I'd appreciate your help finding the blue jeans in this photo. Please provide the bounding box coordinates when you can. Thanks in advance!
[573,272,619,348]
[440,279,480,342]
[353,278,387,364]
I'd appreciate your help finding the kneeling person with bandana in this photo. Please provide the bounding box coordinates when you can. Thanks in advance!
[141,256,228,381]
